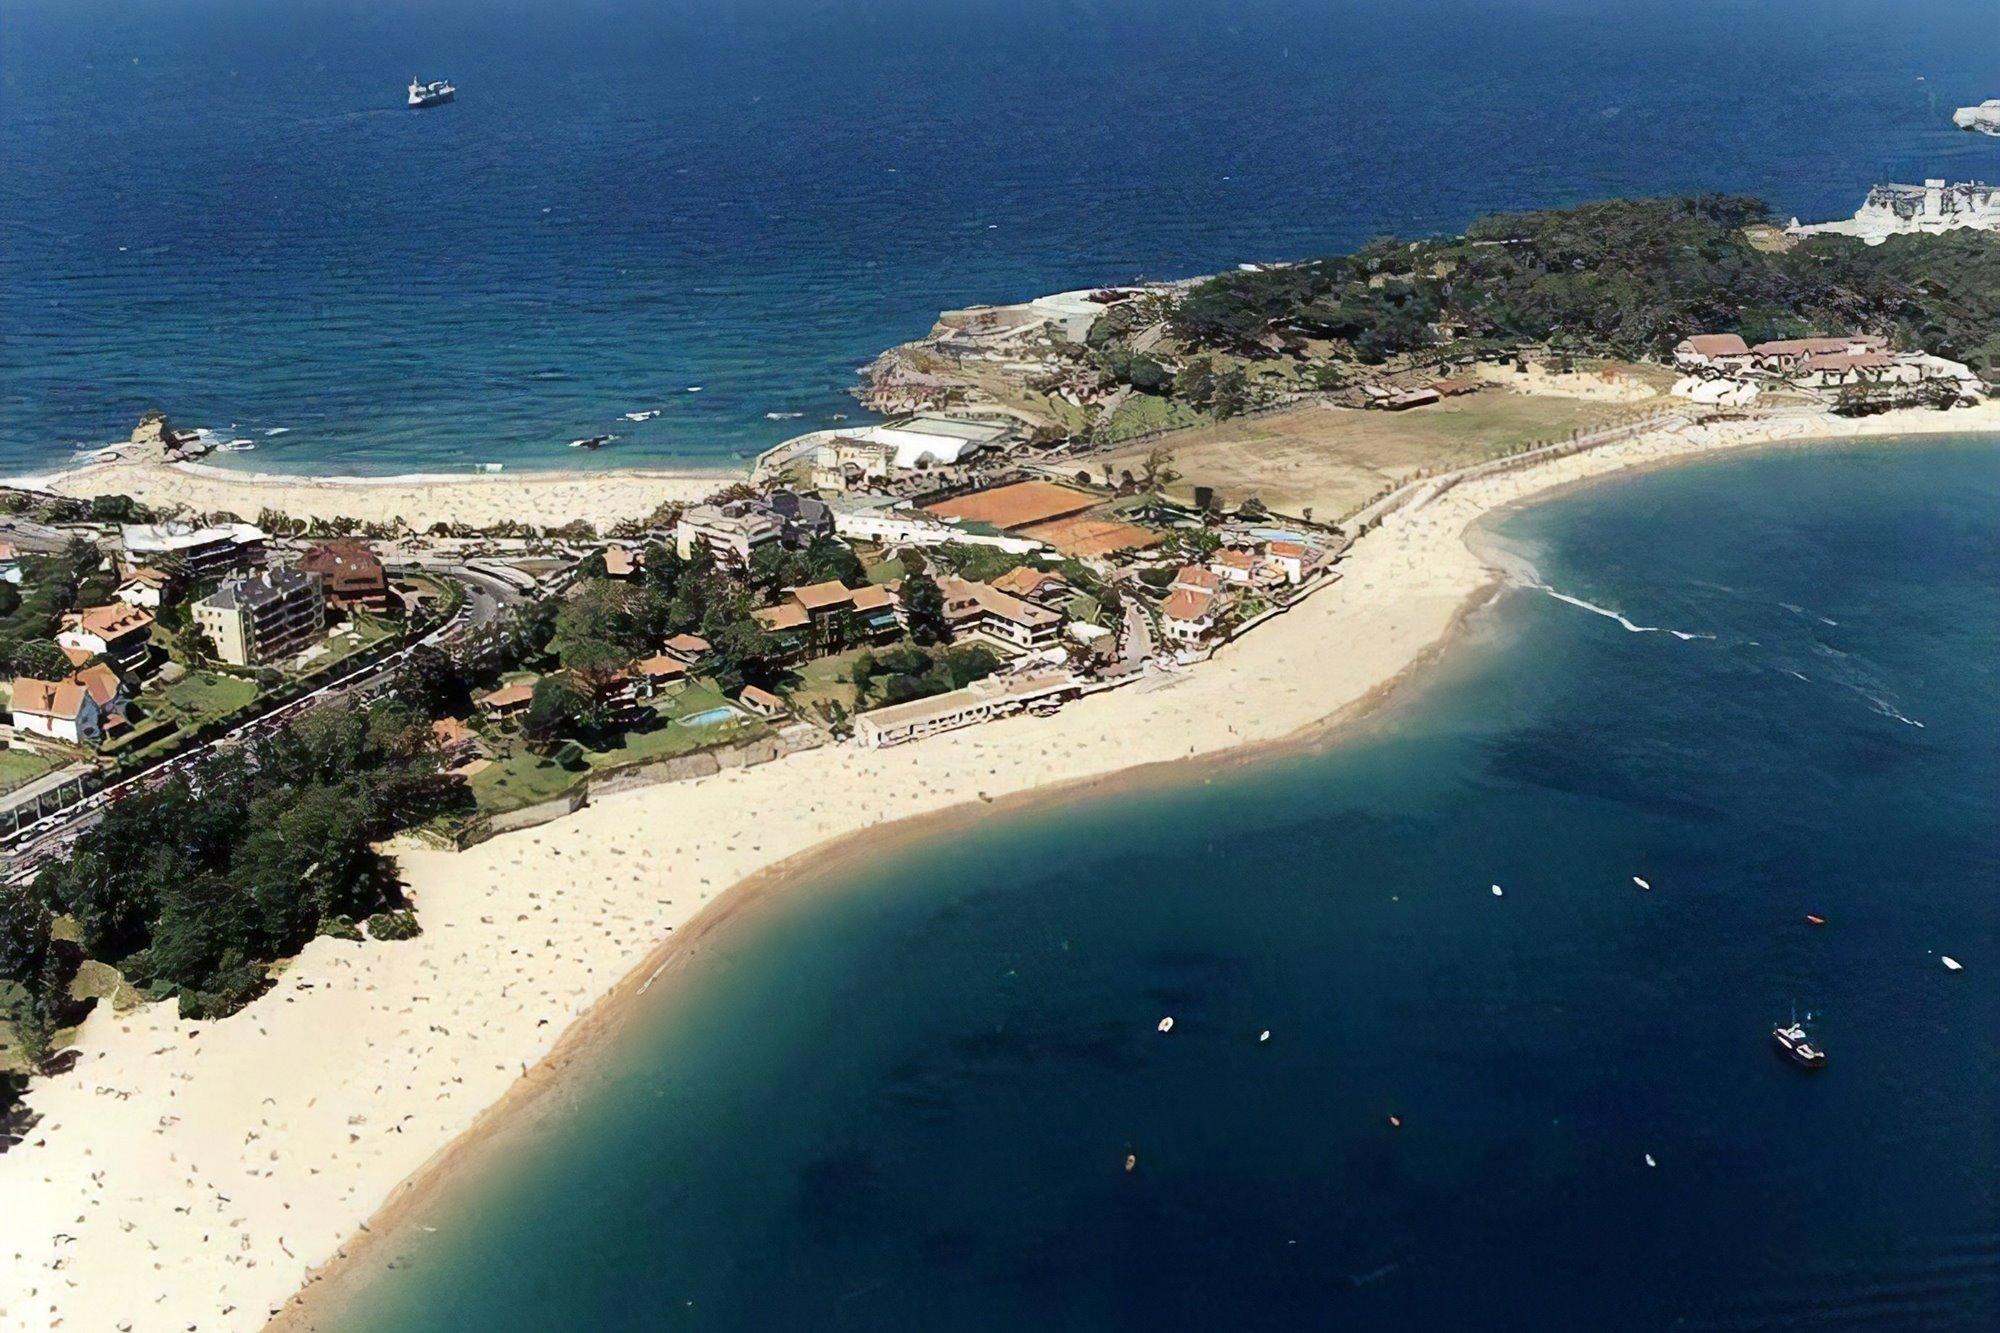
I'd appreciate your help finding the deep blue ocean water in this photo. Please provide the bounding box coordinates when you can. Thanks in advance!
[4,0,2000,475]
[330,438,2000,1331]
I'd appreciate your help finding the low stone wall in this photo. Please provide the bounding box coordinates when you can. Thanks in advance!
[459,788,589,846]
[454,729,827,848]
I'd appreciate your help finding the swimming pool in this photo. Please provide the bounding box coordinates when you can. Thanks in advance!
[678,706,740,727]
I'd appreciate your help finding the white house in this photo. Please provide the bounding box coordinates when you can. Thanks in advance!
[10,663,125,746]
[1158,585,1221,644]
[1673,334,1753,373]
[115,566,172,609]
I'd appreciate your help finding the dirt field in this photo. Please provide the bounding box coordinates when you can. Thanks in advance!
[1093,384,1665,520]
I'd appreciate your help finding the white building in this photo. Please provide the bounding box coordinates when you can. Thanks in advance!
[852,671,1079,748]
[673,502,784,567]
[193,567,325,666]
[1158,585,1221,644]
[121,520,268,577]
[56,603,155,672]
[1673,334,1752,373]
[828,500,1045,555]
[114,566,172,609]
[10,664,125,746]
[1788,180,2000,245]
[811,414,1011,488]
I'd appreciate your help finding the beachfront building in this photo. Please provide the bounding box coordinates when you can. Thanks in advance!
[738,685,788,720]
[674,502,784,569]
[430,717,489,767]
[10,664,126,746]
[56,603,155,673]
[192,567,325,666]
[114,566,174,609]
[1159,585,1221,645]
[299,539,391,614]
[121,520,268,578]
[934,576,1063,651]
[810,415,1011,489]
[1673,334,1753,373]
[1748,335,1889,373]
[754,580,901,659]
[1264,540,1320,586]
[852,670,1080,749]
[765,490,835,545]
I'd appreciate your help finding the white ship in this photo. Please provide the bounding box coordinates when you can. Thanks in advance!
[1787,179,2000,245]
[1953,99,2000,136]
[408,78,456,109]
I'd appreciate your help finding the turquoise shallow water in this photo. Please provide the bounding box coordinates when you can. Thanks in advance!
[332,438,1999,1330]
[5,0,2000,474]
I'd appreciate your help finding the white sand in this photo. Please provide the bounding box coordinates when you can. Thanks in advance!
[29,455,733,531]
[1,404,1993,1332]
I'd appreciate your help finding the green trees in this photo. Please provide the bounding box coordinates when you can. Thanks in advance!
[1156,194,1999,377]
[524,675,590,751]
[394,643,471,720]
[11,640,70,679]
[900,571,949,646]
[30,704,470,1019]
[851,642,1001,710]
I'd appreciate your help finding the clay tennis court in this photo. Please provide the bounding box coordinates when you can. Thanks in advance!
[1017,513,1165,558]
[922,480,1101,530]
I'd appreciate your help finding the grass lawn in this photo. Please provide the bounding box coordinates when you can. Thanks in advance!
[1103,393,1206,444]
[470,680,769,815]
[293,613,397,675]
[1095,377,1665,520]
[0,746,60,796]
[786,648,869,717]
[154,670,259,727]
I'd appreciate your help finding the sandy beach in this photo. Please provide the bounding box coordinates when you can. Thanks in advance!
[1,402,1994,1333]
[24,449,736,532]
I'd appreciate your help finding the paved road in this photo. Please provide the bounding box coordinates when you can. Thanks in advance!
[0,574,497,882]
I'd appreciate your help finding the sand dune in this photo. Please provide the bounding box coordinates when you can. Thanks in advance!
[0,403,1993,1333]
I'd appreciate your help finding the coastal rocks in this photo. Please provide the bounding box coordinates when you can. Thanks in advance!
[130,409,174,447]
[1952,99,2000,136]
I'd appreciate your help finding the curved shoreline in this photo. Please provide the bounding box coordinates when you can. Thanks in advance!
[269,577,1507,1332]
[19,451,740,531]
[0,404,1993,1333]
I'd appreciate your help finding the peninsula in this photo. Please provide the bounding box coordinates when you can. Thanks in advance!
[1,195,1996,1332]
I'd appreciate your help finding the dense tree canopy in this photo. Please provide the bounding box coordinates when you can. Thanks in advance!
[31,705,470,1018]
[1164,195,2000,375]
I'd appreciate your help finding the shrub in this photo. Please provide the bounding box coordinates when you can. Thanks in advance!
[367,910,423,941]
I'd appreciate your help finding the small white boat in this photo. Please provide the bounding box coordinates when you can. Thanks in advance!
[1644,1153,1657,1168]
[408,78,456,109]
[215,438,256,452]
[1491,884,1504,897]
[1633,876,1651,890]
[1156,1016,1174,1033]
[1942,956,1963,971]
